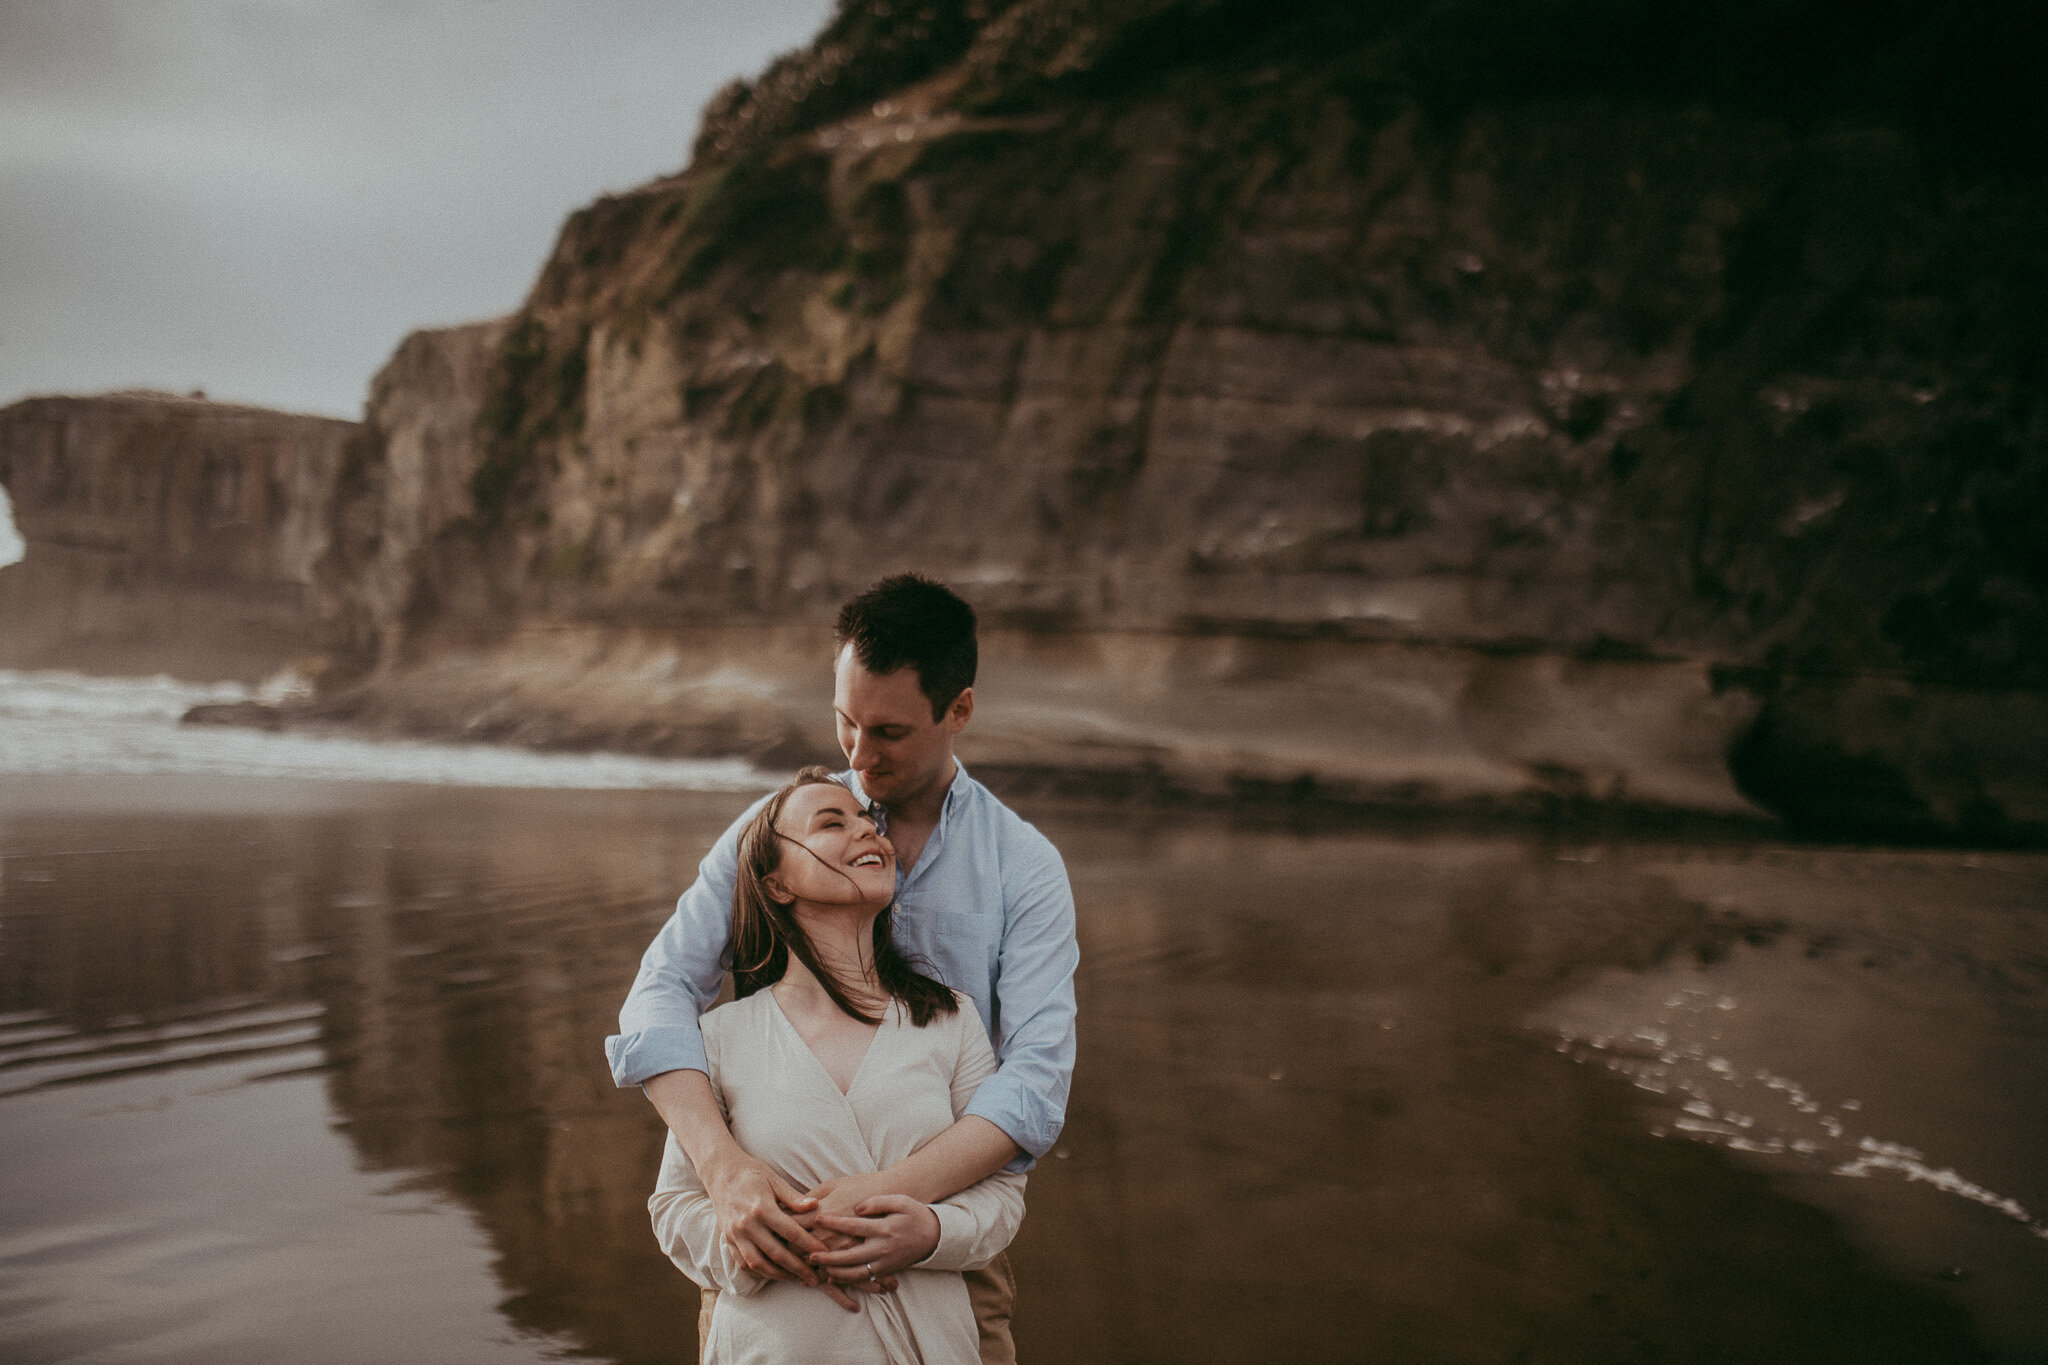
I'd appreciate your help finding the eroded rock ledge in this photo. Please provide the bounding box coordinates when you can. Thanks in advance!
[0,392,362,681]
[305,2,2044,840]
[4,1,2044,843]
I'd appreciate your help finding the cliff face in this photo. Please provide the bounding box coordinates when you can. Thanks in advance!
[0,393,362,681]
[307,0,2046,837]
[5,3,2035,837]
[317,321,510,673]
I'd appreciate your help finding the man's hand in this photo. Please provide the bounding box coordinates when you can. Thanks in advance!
[809,1194,943,1282]
[698,1147,826,1285]
[645,1069,832,1287]
[808,1171,891,1217]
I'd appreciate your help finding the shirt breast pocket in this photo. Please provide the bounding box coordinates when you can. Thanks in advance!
[912,912,992,988]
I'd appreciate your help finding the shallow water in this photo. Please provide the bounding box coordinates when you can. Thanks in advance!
[1,769,2045,1363]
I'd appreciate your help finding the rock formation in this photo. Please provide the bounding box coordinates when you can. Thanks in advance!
[304,0,2045,839]
[0,392,362,681]
[6,0,2044,840]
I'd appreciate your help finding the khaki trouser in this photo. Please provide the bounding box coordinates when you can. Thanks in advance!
[697,1253,1016,1364]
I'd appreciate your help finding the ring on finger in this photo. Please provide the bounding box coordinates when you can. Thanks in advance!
[865,1263,877,1283]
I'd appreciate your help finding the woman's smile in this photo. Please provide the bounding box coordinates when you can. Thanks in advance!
[769,782,898,908]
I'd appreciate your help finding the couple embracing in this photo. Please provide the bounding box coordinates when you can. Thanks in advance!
[606,576,1079,1364]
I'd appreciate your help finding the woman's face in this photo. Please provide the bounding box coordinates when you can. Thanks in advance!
[768,781,897,911]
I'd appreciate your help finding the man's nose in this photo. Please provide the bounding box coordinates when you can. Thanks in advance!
[847,728,874,768]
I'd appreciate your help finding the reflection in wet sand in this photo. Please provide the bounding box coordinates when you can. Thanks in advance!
[1019,821,2043,1363]
[0,777,715,1365]
[1,776,2043,1363]
[1534,846,2048,1355]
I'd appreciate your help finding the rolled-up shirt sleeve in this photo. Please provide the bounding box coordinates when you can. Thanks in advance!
[604,795,767,1088]
[964,832,1078,1171]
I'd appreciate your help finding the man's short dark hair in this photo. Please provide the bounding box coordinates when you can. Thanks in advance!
[836,575,977,720]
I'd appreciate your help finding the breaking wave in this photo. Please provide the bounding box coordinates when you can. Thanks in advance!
[0,669,776,791]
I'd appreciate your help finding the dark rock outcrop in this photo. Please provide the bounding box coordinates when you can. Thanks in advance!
[5,2,2042,839]
[0,392,362,681]
[303,0,2046,838]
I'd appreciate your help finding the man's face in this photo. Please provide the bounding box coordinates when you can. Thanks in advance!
[832,644,970,808]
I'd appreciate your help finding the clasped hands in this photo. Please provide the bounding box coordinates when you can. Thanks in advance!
[707,1156,940,1313]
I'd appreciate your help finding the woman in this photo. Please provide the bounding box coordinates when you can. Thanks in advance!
[649,768,1026,1365]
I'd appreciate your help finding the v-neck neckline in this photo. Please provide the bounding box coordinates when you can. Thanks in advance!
[765,988,891,1098]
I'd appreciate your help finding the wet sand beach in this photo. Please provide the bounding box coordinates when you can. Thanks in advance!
[2,753,2043,1364]
[7,2,2047,1359]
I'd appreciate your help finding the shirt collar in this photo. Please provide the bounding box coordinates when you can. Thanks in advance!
[936,759,969,836]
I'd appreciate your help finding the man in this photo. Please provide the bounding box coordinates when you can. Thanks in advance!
[607,575,1079,1364]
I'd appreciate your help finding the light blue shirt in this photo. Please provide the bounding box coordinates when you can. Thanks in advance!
[606,763,1078,1171]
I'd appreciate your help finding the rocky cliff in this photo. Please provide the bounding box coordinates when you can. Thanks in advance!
[0,392,362,681]
[300,0,2046,839]
[8,0,2044,840]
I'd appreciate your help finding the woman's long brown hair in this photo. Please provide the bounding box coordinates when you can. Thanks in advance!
[730,767,958,1027]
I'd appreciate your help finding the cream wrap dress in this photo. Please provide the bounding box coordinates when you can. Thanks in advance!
[650,988,1027,1365]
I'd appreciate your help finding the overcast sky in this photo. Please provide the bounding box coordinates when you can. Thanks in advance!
[0,0,836,426]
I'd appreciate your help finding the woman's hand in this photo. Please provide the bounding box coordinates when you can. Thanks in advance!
[794,1222,897,1307]
[808,1194,943,1283]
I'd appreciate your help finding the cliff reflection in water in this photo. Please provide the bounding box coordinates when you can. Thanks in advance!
[2,775,2044,1363]
[0,777,715,1365]
[297,789,711,1363]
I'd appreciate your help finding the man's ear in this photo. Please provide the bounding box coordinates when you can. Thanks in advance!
[945,686,974,733]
